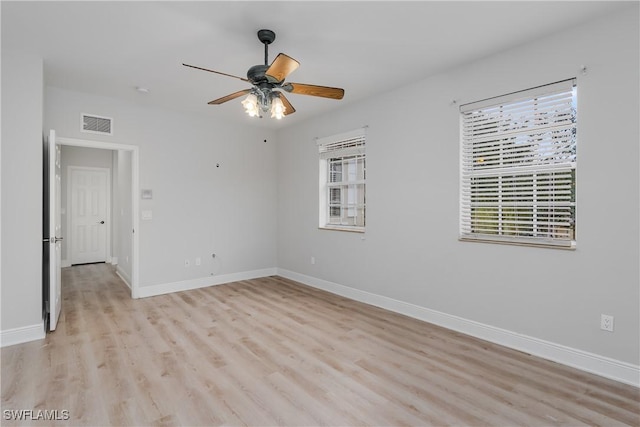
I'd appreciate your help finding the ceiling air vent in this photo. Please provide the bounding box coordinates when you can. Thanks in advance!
[81,113,113,135]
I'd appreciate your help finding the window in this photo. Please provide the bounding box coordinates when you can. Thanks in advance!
[459,79,577,248]
[318,128,366,231]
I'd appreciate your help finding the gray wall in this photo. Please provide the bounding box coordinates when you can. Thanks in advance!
[1,52,44,331]
[276,7,639,365]
[116,150,133,284]
[44,87,278,288]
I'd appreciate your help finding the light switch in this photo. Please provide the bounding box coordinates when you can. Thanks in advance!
[141,210,152,220]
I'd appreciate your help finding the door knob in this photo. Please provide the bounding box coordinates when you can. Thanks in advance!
[99,221,105,224]
[44,236,63,243]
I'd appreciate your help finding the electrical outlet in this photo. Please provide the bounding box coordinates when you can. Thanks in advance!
[184,259,190,267]
[600,314,614,332]
[311,256,315,265]
[195,257,201,266]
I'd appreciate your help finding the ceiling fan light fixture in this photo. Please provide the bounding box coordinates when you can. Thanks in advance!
[241,93,259,117]
[270,95,286,120]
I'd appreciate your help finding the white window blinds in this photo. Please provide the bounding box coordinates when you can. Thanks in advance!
[318,128,366,231]
[318,128,366,159]
[460,79,577,248]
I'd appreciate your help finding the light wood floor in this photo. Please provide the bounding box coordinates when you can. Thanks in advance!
[1,264,639,426]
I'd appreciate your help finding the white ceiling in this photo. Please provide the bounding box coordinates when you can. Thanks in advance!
[1,1,628,129]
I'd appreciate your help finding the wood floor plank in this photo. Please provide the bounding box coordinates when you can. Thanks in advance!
[1,264,638,426]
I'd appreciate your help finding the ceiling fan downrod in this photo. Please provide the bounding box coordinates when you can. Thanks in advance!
[257,29,276,66]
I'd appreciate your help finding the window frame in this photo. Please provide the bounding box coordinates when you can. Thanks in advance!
[317,128,366,232]
[459,79,577,249]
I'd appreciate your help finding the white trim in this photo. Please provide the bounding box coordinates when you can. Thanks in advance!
[137,268,278,299]
[61,259,72,268]
[131,148,140,298]
[110,256,118,265]
[1,323,45,348]
[319,225,365,233]
[276,268,640,388]
[56,136,139,300]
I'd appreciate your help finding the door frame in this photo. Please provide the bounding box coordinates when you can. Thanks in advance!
[57,136,140,299]
[67,166,111,266]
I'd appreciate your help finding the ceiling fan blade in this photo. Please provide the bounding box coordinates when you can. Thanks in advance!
[208,89,251,105]
[285,83,344,100]
[183,63,249,82]
[279,93,296,116]
[266,53,300,82]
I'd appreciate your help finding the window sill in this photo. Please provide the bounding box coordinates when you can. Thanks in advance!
[319,225,365,233]
[459,236,576,250]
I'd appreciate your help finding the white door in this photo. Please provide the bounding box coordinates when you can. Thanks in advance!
[48,130,62,331]
[70,168,109,265]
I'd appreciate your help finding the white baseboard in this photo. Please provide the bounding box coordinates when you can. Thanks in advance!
[61,259,71,268]
[116,265,132,290]
[277,269,640,388]
[110,256,118,265]
[137,268,278,299]
[1,323,45,348]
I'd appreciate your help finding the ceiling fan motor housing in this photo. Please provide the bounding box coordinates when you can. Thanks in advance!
[247,64,270,84]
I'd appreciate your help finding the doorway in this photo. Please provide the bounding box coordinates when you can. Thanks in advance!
[56,136,140,298]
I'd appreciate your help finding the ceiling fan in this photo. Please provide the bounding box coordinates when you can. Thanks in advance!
[183,29,344,119]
